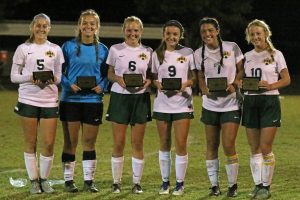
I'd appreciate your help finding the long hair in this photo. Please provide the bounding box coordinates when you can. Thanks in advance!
[75,9,101,62]
[245,19,275,60]
[199,17,223,73]
[155,20,184,64]
[26,13,51,43]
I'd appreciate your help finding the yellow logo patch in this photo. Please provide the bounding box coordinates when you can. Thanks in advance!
[177,56,187,63]
[223,51,231,58]
[138,53,148,60]
[45,50,55,58]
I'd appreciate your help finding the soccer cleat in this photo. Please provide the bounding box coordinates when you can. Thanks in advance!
[172,182,184,196]
[83,181,99,193]
[64,180,78,193]
[248,184,262,198]
[111,183,121,194]
[30,179,42,194]
[227,184,237,197]
[209,185,221,196]
[254,187,271,199]
[132,184,143,194]
[159,181,170,195]
[40,179,55,193]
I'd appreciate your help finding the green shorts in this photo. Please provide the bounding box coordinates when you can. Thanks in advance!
[153,112,194,122]
[106,92,152,125]
[242,95,281,128]
[201,107,241,126]
[14,102,59,119]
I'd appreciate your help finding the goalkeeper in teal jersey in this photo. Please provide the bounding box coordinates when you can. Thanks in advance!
[59,9,108,193]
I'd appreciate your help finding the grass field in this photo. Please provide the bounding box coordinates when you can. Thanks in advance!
[0,91,299,200]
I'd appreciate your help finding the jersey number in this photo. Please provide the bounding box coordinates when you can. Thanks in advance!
[168,65,176,77]
[250,68,262,78]
[128,61,136,72]
[37,59,45,70]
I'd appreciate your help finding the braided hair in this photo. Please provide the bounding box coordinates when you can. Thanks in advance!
[75,9,100,63]
[199,17,223,73]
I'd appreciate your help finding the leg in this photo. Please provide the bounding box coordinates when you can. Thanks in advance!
[172,119,190,196]
[61,121,80,192]
[20,116,42,194]
[156,120,172,187]
[205,125,221,190]
[221,122,239,197]
[260,127,276,187]
[81,123,100,192]
[38,118,57,193]
[131,123,146,188]
[21,117,39,180]
[111,122,127,185]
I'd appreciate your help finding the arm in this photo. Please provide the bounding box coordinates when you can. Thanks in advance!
[197,69,209,95]
[107,65,126,88]
[181,69,197,91]
[10,63,32,84]
[227,58,245,93]
[259,68,291,91]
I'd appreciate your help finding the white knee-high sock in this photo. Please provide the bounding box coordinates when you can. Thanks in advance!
[206,159,219,187]
[159,151,171,182]
[250,153,263,185]
[63,161,76,182]
[175,154,188,183]
[225,154,239,187]
[111,156,124,184]
[262,152,275,187]
[132,157,144,184]
[82,160,97,181]
[24,152,39,180]
[39,154,54,180]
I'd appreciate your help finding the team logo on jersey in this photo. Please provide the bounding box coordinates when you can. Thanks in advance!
[138,53,148,60]
[223,51,231,58]
[45,50,55,58]
[177,56,187,63]
[263,57,274,65]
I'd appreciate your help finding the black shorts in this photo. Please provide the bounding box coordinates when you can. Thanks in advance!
[201,108,241,126]
[59,102,103,125]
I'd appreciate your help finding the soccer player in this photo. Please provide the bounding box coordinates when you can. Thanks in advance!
[106,16,152,194]
[152,20,196,196]
[10,13,64,194]
[194,17,244,197]
[59,9,109,193]
[243,19,291,199]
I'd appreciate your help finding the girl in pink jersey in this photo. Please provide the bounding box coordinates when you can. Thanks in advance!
[10,13,64,194]
[242,19,290,199]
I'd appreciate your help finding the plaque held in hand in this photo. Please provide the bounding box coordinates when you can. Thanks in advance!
[123,74,143,87]
[242,77,260,91]
[207,77,227,92]
[162,78,182,90]
[76,76,96,90]
[33,71,54,83]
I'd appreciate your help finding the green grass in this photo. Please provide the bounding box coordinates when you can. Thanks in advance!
[0,91,300,199]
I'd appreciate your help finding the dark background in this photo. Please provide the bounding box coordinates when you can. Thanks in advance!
[0,0,299,77]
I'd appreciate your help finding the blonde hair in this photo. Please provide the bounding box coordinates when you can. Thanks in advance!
[75,9,101,62]
[245,19,275,56]
[26,13,51,43]
[122,16,143,32]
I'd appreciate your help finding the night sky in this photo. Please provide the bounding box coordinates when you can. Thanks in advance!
[1,0,299,75]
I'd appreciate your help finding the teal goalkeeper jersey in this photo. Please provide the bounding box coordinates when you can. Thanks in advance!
[60,39,109,103]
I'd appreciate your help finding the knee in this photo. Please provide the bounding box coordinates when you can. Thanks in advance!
[132,141,144,153]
